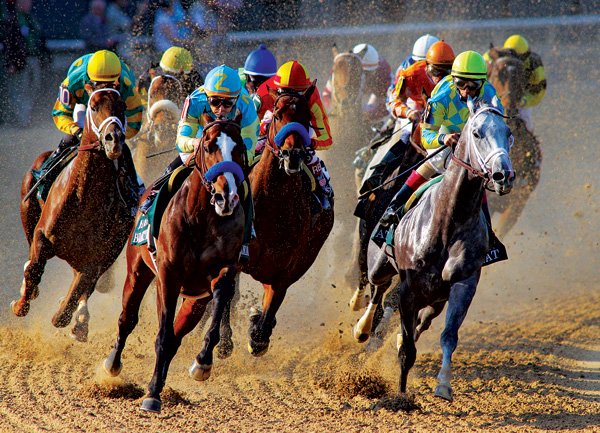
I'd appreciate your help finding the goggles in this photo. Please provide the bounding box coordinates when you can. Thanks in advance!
[453,77,483,92]
[426,64,452,78]
[208,97,236,108]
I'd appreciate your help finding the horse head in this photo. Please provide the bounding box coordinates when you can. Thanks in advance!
[331,52,364,114]
[458,99,516,196]
[85,88,127,160]
[147,75,184,147]
[194,112,246,216]
[267,86,314,174]
[487,50,526,117]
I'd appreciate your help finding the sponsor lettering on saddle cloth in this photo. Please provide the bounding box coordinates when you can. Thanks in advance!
[373,174,507,267]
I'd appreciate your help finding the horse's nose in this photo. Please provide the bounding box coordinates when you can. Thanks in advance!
[229,191,240,210]
[492,171,505,182]
[103,133,122,160]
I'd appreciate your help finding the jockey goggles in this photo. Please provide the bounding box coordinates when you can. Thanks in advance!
[427,63,452,78]
[208,96,237,108]
[453,77,483,92]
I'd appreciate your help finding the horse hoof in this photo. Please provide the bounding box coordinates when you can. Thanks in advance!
[217,339,234,359]
[249,307,261,322]
[189,359,212,381]
[70,322,89,343]
[10,299,29,317]
[102,355,122,377]
[352,323,370,343]
[434,384,453,401]
[140,397,161,413]
[247,340,269,357]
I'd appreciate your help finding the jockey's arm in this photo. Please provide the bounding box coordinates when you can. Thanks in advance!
[309,93,333,150]
[51,78,80,136]
[238,92,259,163]
[176,96,200,154]
[421,99,448,150]
[521,54,546,108]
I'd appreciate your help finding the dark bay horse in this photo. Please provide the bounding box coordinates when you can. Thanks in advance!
[220,88,334,357]
[487,47,542,238]
[13,88,133,342]
[132,75,185,183]
[355,101,514,401]
[102,117,247,413]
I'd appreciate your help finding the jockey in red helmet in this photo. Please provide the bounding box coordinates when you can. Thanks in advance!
[253,60,334,210]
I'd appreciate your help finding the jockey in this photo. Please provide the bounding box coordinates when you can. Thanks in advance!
[501,34,546,132]
[238,44,277,96]
[397,34,440,73]
[253,60,334,210]
[46,49,143,211]
[136,46,204,104]
[351,43,392,120]
[140,64,258,259]
[379,50,504,228]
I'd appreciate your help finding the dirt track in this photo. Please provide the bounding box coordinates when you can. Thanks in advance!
[1,16,600,433]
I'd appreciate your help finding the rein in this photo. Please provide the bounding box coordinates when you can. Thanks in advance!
[80,88,126,151]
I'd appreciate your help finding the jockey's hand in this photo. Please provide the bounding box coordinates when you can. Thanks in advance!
[74,128,83,141]
[407,109,421,123]
[443,133,461,148]
[191,137,203,151]
[392,105,403,119]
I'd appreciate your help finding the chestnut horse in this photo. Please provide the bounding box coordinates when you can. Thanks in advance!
[132,75,185,183]
[329,48,365,116]
[13,88,133,342]
[487,48,542,238]
[103,116,247,414]
[219,88,334,357]
[356,101,514,401]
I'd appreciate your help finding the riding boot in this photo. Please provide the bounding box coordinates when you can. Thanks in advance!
[239,185,254,263]
[32,133,81,200]
[481,194,508,265]
[139,155,183,215]
[379,170,428,228]
[307,154,333,211]
[118,144,144,216]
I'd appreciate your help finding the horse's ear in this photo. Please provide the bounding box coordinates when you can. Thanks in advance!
[303,79,318,100]
[489,47,500,61]
[332,44,339,59]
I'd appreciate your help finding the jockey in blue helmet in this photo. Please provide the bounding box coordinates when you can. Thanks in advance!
[238,44,277,95]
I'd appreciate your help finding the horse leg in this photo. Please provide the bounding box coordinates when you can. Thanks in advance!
[248,283,287,357]
[415,299,446,342]
[11,230,54,317]
[51,270,98,329]
[70,297,90,342]
[349,219,371,311]
[103,254,155,376]
[367,279,402,350]
[189,266,236,380]
[217,272,240,359]
[397,282,418,394]
[353,280,391,343]
[435,274,478,401]
[141,271,180,413]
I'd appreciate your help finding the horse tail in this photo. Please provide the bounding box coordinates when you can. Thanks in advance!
[148,99,180,122]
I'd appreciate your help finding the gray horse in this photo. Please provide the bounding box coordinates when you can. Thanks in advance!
[353,100,515,401]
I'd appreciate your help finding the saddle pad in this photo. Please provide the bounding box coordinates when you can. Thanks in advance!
[131,201,157,246]
[402,174,444,214]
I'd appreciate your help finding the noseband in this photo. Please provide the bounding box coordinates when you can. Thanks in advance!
[80,88,126,151]
[450,106,513,189]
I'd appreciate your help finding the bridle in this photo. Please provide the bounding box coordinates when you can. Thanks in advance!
[331,52,365,111]
[190,119,245,197]
[265,92,311,167]
[450,105,514,189]
[80,88,126,151]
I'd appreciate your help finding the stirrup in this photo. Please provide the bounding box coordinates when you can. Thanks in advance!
[239,244,250,263]
[139,191,157,215]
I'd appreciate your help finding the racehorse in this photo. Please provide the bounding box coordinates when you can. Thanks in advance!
[354,100,514,401]
[132,74,185,183]
[13,88,133,342]
[219,87,335,357]
[329,47,365,116]
[486,47,542,238]
[102,117,247,413]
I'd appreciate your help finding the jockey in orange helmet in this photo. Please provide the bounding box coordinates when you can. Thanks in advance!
[254,60,334,210]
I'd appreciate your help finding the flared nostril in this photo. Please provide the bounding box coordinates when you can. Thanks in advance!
[492,172,505,182]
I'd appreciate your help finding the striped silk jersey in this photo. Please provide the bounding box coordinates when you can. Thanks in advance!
[51,54,143,139]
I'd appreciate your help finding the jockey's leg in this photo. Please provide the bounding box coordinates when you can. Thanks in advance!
[139,154,185,215]
[379,146,450,227]
[33,132,81,199]
[119,144,145,215]
[481,192,508,263]
[306,152,333,211]
[239,184,254,263]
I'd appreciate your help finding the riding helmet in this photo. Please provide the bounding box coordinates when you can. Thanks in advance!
[426,40,456,66]
[160,46,193,74]
[244,44,277,77]
[274,61,311,90]
[352,43,379,71]
[87,50,121,82]
[503,34,530,55]
[204,65,242,97]
[412,34,440,60]
[451,51,488,80]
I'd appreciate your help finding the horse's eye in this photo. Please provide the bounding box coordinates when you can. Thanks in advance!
[90,105,98,112]
[473,130,481,139]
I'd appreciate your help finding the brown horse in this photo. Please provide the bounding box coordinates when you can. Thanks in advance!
[132,75,185,183]
[487,47,542,237]
[102,116,247,414]
[219,88,334,357]
[329,47,365,116]
[13,88,133,342]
